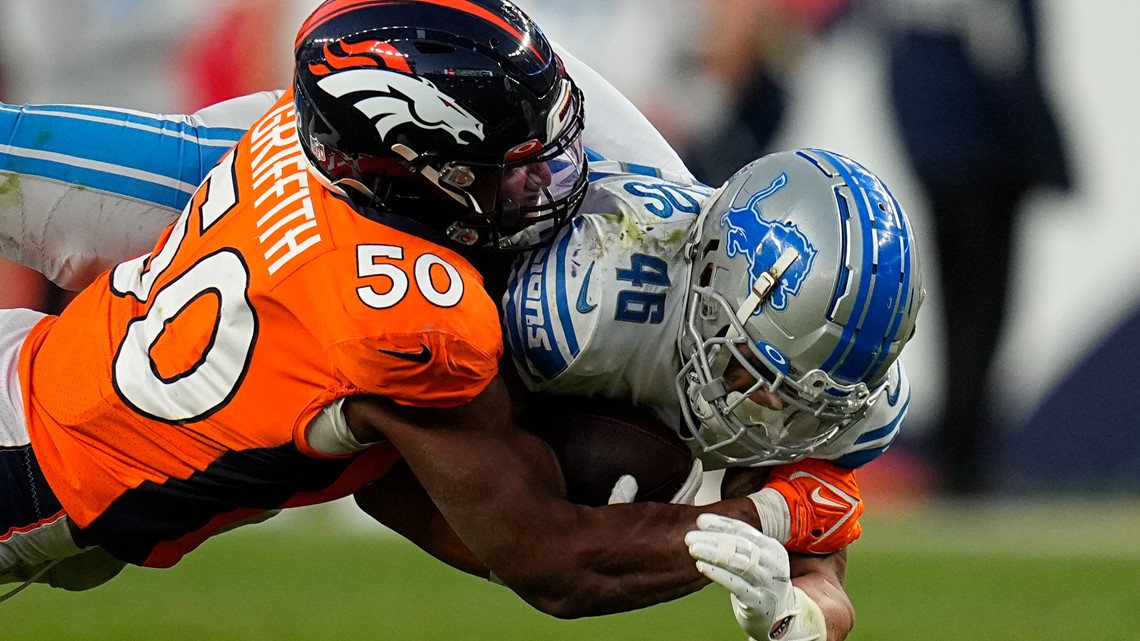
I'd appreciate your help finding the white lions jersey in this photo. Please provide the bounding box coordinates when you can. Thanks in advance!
[505,174,910,469]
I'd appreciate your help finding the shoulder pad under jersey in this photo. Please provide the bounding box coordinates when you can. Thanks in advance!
[504,174,713,407]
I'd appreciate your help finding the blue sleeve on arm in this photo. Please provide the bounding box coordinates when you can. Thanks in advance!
[0,103,244,210]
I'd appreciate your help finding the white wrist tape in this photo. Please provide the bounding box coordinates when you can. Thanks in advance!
[748,487,791,545]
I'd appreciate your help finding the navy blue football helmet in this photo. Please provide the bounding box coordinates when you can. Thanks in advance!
[294,0,588,251]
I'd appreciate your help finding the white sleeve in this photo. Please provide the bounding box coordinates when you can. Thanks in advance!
[187,91,284,129]
[814,361,911,468]
[551,42,697,185]
[0,92,277,290]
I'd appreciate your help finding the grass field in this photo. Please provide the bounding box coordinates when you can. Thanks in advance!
[7,497,1140,641]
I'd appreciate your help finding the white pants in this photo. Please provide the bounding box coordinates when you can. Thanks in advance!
[0,307,43,448]
[0,307,125,593]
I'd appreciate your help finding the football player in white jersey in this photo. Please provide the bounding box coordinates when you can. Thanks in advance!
[506,148,923,640]
[507,148,918,476]
[0,58,920,641]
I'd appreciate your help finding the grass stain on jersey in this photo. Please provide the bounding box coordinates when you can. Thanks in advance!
[0,172,20,206]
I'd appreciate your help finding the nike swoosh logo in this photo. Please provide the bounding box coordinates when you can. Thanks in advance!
[575,262,597,314]
[887,376,903,406]
[378,344,432,364]
[810,486,850,510]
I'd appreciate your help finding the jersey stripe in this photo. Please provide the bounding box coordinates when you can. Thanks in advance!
[505,243,568,379]
[0,444,65,537]
[0,104,241,209]
[1,104,245,144]
[81,443,395,567]
[504,219,593,382]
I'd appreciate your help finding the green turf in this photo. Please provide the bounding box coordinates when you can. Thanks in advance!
[6,499,1140,641]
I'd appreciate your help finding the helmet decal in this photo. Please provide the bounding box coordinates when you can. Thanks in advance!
[316,68,486,144]
[719,172,817,312]
[309,40,411,75]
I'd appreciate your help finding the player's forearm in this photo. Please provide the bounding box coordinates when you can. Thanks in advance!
[347,388,766,619]
[791,572,854,640]
[354,469,490,579]
[790,551,855,641]
[495,497,765,618]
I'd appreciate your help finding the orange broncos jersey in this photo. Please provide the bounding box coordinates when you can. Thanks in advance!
[17,92,504,568]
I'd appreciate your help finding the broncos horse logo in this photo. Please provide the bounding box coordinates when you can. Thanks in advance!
[720,172,817,312]
[316,68,485,145]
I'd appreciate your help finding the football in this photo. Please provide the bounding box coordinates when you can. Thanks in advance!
[522,395,695,507]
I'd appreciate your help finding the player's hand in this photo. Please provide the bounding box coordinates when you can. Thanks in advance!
[606,458,704,505]
[748,459,863,554]
[686,514,802,640]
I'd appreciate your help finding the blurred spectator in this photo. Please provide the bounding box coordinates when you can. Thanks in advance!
[0,0,212,110]
[516,0,846,186]
[0,35,55,313]
[879,0,1072,495]
[682,0,850,184]
[183,0,320,109]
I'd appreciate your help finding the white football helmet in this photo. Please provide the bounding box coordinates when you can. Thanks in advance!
[675,149,924,467]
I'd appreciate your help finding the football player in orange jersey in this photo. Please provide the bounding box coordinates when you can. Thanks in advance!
[0,2,856,638]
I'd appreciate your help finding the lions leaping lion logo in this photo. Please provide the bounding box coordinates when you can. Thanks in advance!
[316,68,485,145]
[720,172,817,313]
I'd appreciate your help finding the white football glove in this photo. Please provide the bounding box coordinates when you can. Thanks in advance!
[686,514,826,641]
[607,459,704,505]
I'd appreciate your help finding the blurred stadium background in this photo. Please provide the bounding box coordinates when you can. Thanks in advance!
[2,0,1139,639]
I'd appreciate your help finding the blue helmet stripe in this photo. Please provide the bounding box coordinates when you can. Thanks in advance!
[815,150,913,382]
[832,441,891,469]
[833,393,909,468]
[863,187,915,379]
[828,187,852,323]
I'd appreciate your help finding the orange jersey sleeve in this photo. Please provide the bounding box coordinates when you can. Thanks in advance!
[19,91,502,567]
